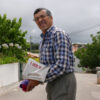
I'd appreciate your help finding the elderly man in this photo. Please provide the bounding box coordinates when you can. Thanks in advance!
[26,8,76,100]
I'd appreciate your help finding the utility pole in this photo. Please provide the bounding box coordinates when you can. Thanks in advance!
[30,35,32,52]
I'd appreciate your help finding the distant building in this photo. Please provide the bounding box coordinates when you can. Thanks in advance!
[72,43,87,53]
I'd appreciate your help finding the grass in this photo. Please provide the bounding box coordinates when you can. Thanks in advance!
[0,56,18,64]
[31,50,39,53]
[0,51,40,65]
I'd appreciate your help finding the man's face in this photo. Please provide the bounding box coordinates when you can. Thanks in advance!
[34,10,53,33]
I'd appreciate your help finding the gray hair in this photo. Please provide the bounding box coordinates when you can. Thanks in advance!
[34,8,52,16]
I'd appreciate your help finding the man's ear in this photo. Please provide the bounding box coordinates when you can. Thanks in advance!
[49,15,53,19]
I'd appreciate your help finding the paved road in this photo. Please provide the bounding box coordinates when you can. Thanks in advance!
[0,73,100,100]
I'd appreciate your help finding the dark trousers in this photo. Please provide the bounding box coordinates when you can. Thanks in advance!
[46,73,77,100]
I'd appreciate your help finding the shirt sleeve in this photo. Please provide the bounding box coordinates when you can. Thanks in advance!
[45,31,71,82]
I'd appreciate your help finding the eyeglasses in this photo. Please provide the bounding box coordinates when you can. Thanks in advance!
[33,15,48,22]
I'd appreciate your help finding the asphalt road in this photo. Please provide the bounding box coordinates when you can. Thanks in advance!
[0,73,100,100]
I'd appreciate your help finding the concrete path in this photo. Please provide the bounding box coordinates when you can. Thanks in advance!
[0,73,100,100]
[76,73,100,100]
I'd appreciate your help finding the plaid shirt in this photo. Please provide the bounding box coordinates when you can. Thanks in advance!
[39,25,74,82]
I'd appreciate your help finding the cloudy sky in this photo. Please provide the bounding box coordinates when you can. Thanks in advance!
[0,0,100,43]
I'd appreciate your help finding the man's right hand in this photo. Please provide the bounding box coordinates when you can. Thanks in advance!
[26,80,40,92]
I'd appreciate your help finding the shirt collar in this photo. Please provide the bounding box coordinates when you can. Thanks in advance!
[40,25,55,39]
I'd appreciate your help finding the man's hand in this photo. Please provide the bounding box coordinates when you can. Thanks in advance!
[27,52,38,58]
[26,80,40,92]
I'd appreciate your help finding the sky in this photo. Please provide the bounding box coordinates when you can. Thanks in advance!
[0,0,100,43]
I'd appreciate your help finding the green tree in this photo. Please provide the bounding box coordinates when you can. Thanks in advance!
[31,43,39,50]
[74,32,100,70]
[0,14,30,62]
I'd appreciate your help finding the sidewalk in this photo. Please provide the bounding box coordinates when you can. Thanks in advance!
[76,73,100,100]
[0,73,100,100]
[0,82,19,96]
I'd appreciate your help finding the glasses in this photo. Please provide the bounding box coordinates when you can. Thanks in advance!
[34,15,48,22]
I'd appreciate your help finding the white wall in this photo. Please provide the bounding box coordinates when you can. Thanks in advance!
[0,63,19,87]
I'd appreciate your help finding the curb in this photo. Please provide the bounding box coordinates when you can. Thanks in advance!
[0,82,20,96]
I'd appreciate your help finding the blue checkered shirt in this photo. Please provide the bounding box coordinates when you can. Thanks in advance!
[39,25,74,82]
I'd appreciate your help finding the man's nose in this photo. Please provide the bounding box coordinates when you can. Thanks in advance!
[38,17,43,22]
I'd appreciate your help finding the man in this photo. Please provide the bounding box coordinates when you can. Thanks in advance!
[26,8,76,100]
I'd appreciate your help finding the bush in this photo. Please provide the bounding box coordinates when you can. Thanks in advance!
[0,14,30,64]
